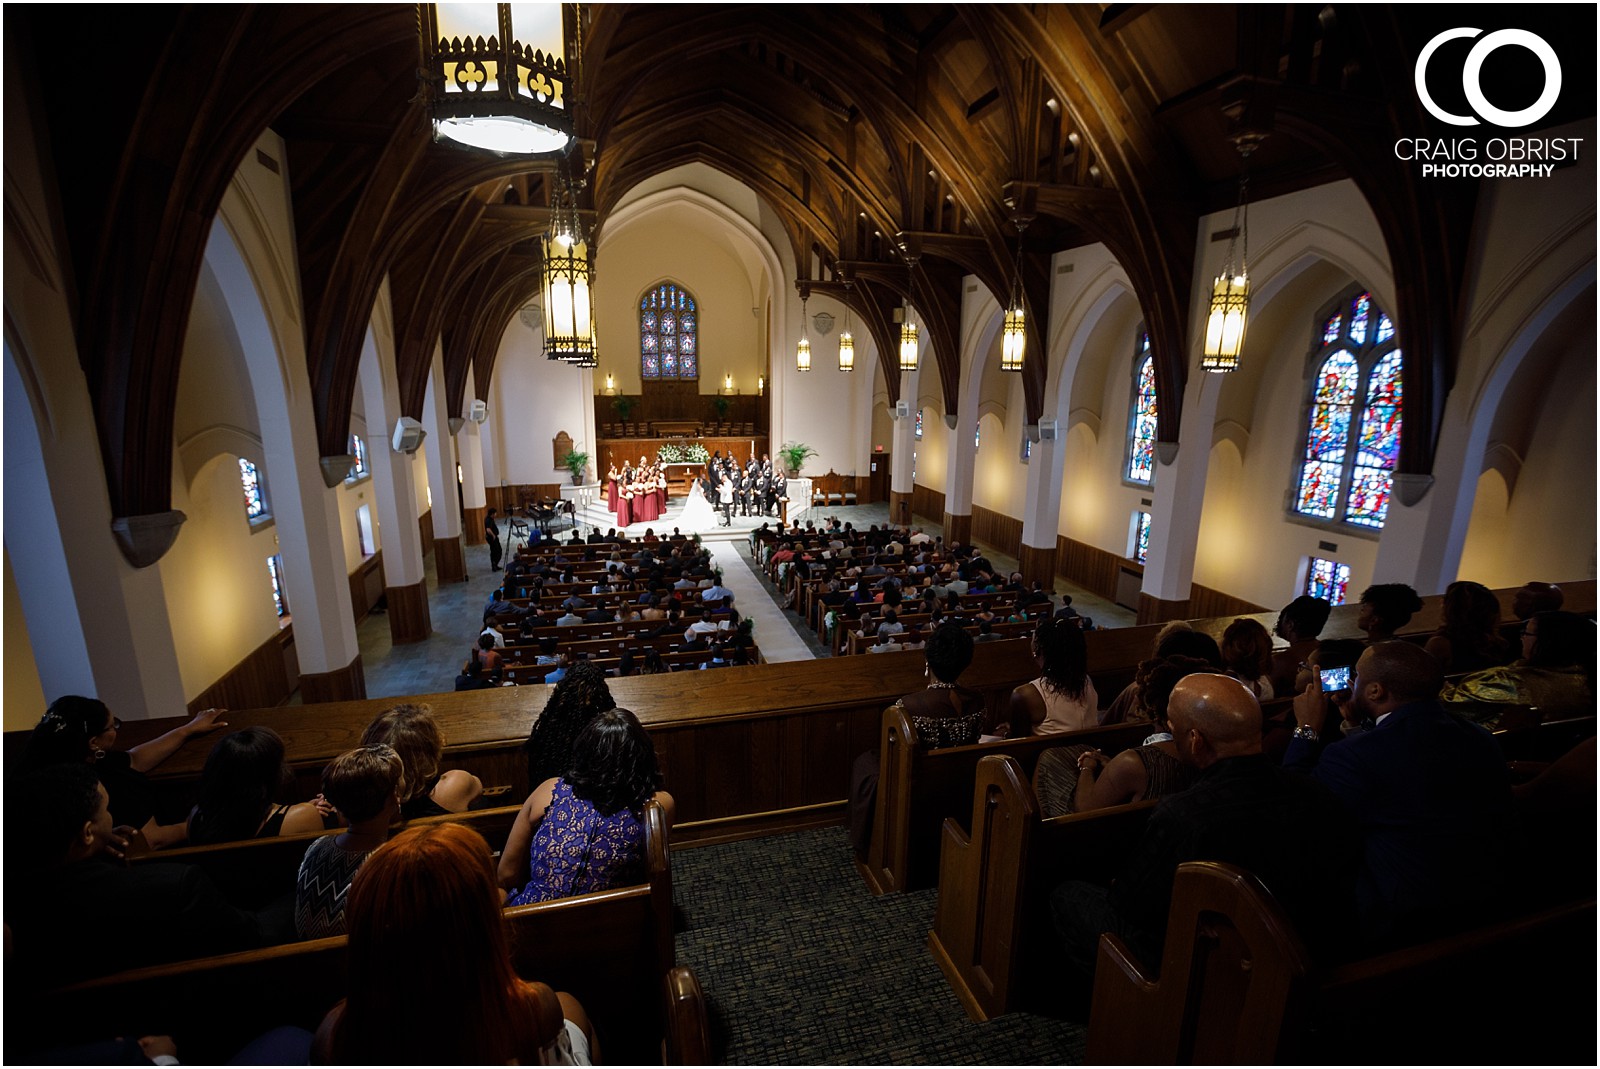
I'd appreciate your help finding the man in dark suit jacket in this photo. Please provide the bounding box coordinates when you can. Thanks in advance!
[5,764,268,989]
[1286,640,1511,951]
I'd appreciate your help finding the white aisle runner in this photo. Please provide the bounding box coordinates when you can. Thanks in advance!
[706,542,814,663]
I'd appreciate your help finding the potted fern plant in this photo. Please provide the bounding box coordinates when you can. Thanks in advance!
[611,396,637,422]
[562,449,591,485]
[778,442,818,478]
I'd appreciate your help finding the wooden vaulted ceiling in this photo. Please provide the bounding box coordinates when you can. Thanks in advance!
[17,4,1592,548]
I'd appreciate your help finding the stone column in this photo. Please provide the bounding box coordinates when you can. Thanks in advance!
[459,413,488,546]
[888,368,919,527]
[1138,365,1223,624]
[423,346,467,582]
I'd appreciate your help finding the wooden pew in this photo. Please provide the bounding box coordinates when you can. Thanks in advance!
[23,805,690,1066]
[927,754,1158,1021]
[861,712,1153,894]
[129,804,524,910]
[1087,860,1597,1065]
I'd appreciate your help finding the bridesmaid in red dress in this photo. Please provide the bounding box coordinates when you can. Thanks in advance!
[616,484,634,528]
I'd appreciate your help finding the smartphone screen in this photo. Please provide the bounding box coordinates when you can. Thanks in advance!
[1319,665,1352,692]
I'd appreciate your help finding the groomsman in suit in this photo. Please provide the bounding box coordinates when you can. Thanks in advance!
[717,478,735,526]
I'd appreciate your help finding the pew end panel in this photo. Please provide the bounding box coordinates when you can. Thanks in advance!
[1086,861,1314,1065]
[928,755,1158,1022]
[663,965,712,1066]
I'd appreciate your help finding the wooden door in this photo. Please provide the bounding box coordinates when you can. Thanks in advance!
[868,452,890,503]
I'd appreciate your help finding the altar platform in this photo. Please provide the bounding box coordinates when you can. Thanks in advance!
[597,434,770,469]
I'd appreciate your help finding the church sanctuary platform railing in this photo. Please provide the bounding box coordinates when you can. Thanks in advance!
[598,434,769,469]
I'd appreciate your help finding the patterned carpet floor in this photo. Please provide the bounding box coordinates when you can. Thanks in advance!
[672,826,1087,1065]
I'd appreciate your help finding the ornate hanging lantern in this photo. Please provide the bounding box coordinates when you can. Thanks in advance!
[542,163,595,366]
[838,279,855,372]
[1001,220,1028,372]
[420,3,574,156]
[796,291,812,372]
[1203,144,1255,373]
[899,257,920,372]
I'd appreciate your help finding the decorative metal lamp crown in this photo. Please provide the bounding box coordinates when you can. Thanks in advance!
[419,4,575,155]
[1203,142,1256,373]
[899,256,920,372]
[1001,219,1029,373]
[796,290,812,372]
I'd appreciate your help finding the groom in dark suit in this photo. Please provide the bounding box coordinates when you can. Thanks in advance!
[1287,640,1511,951]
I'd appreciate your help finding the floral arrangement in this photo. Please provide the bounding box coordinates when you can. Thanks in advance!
[657,442,711,464]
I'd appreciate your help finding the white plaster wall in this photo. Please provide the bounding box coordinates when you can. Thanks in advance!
[412,448,432,516]
[159,454,284,700]
[775,290,874,479]
[914,406,948,493]
[486,317,596,484]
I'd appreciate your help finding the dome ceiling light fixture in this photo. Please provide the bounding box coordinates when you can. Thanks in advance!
[420,3,575,156]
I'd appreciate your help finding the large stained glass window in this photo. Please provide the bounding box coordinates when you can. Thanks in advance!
[1133,511,1152,565]
[1125,332,1156,484]
[239,458,267,520]
[1294,291,1402,529]
[1306,557,1351,605]
[640,283,698,379]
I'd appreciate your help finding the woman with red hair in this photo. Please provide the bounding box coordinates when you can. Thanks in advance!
[312,823,597,1065]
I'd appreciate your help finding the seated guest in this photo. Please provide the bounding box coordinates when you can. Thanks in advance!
[312,823,598,1065]
[359,704,483,819]
[1441,610,1596,722]
[454,652,498,691]
[582,604,617,624]
[876,609,906,639]
[295,745,403,939]
[683,608,721,644]
[639,650,668,675]
[1052,674,1357,984]
[5,763,267,987]
[1288,641,1511,950]
[1009,617,1099,737]
[499,709,675,904]
[1424,579,1512,673]
[20,695,228,850]
[975,619,1002,642]
[554,608,583,627]
[1269,594,1332,697]
[479,620,506,648]
[534,635,562,665]
[186,727,325,845]
[1034,655,1209,817]
[1357,583,1423,644]
[522,662,616,789]
[1220,617,1276,700]
[1510,580,1564,621]
[471,632,504,677]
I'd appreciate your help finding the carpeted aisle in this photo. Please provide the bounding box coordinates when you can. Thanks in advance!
[672,826,1088,1064]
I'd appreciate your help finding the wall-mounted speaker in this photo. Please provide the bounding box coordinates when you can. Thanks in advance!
[468,399,489,424]
[392,416,426,454]
[1038,417,1059,441]
[894,399,911,419]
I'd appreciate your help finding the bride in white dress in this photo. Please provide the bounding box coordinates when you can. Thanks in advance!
[679,477,717,532]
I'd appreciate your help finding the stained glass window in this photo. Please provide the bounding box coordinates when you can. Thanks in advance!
[974,422,981,450]
[267,555,288,618]
[639,283,697,379]
[239,458,266,520]
[347,435,368,482]
[1293,291,1402,529]
[1134,511,1152,565]
[1306,557,1351,605]
[1020,436,1032,463]
[914,410,923,440]
[1125,332,1157,484]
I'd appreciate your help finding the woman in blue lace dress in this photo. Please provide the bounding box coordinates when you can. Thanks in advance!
[498,708,675,905]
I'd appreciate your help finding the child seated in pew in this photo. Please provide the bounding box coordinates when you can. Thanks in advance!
[185,727,327,845]
[295,745,403,939]
[359,704,483,820]
[313,823,598,1065]
[499,709,675,905]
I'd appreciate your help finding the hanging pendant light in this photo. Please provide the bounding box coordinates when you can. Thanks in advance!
[1001,219,1028,373]
[419,4,574,155]
[542,155,596,366]
[899,256,920,372]
[796,290,812,372]
[1203,143,1255,373]
[838,278,855,371]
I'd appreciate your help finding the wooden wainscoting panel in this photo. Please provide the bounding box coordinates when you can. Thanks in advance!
[348,553,385,623]
[1017,544,1058,589]
[1056,536,1126,601]
[385,580,432,644]
[1137,592,1192,625]
[435,534,467,583]
[299,654,366,704]
[943,511,973,546]
[418,509,434,558]
[463,506,487,545]
[971,506,1022,557]
[911,484,946,524]
[185,628,298,715]
[1188,584,1268,619]
[889,490,913,527]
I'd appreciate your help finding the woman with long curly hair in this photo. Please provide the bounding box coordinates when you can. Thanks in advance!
[1008,616,1099,736]
[499,708,674,905]
[312,822,597,1065]
[522,661,616,790]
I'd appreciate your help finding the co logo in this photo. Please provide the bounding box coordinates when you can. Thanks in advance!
[1415,28,1562,128]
